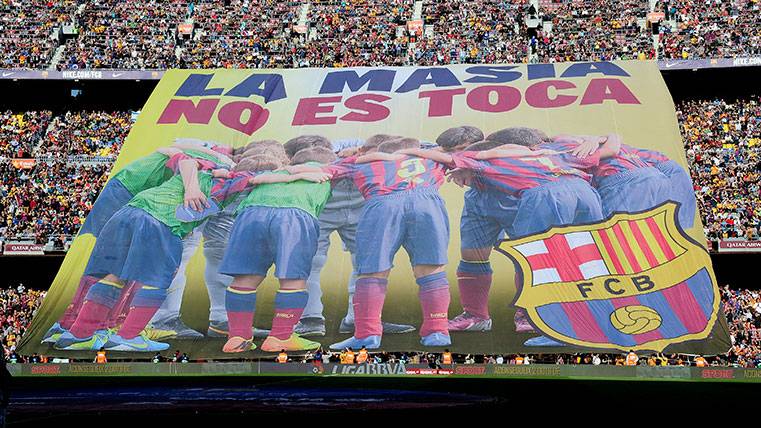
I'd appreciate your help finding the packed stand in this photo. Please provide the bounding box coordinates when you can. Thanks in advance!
[0,110,52,159]
[1,284,45,363]
[38,110,131,159]
[59,0,192,70]
[179,0,303,68]
[533,0,654,62]
[413,0,528,65]
[0,0,76,69]
[680,96,761,242]
[0,110,131,244]
[657,0,761,60]
[0,160,111,243]
[306,0,414,67]
[722,286,761,368]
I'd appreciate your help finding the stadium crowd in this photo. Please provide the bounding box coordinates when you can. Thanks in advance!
[413,0,528,65]
[0,160,110,244]
[2,283,759,367]
[533,0,655,62]
[722,285,761,368]
[2,0,760,71]
[0,110,129,244]
[657,0,761,60]
[179,1,303,68]
[0,285,44,363]
[0,111,52,159]
[681,96,761,242]
[0,0,75,69]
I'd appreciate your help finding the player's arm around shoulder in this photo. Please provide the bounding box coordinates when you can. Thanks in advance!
[355,152,405,163]
[249,171,330,185]
[395,148,454,165]
[597,134,623,159]
[179,159,210,211]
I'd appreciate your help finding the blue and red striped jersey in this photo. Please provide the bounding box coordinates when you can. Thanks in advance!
[451,150,599,196]
[325,155,448,199]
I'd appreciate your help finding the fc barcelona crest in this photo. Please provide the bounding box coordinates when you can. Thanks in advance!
[497,203,720,352]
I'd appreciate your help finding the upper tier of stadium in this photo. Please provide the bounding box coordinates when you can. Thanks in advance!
[0,0,759,71]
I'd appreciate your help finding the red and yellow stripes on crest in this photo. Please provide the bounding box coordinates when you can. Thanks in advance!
[590,215,684,275]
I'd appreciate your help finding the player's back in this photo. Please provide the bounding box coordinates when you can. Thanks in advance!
[238,170,332,219]
[350,155,446,199]
[452,150,596,197]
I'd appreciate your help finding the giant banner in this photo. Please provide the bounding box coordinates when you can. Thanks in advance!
[20,61,731,358]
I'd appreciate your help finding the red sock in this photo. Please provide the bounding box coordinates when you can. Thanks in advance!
[354,278,387,339]
[457,273,492,320]
[226,286,257,339]
[456,260,493,319]
[60,276,99,329]
[118,306,160,339]
[270,290,308,340]
[70,301,111,338]
[107,281,138,329]
[417,272,451,337]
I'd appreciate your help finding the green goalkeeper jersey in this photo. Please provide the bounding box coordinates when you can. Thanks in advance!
[127,172,214,238]
[236,168,332,220]
[112,149,223,195]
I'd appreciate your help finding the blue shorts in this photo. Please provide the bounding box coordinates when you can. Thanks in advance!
[78,179,134,237]
[460,188,517,250]
[657,160,696,228]
[510,177,604,239]
[220,206,320,279]
[84,206,183,289]
[355,187,449,274]
[596,167,672,218]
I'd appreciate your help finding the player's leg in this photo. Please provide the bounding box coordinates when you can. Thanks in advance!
[222,274,265,352]
[104,211,185,352]
[42,275,100,343]
[412,264,451,346]
[295,212,338,336]
[330,198,404,350]
[217,206,274,352]
[262,279,321,352]
[48,184,135,343]
[55,273,126,350]
[55,207,153,350]
[147,229,204,339]
[261,208,322,352]
[337,208,414,334]
[451,191,508,331]
[202,208,270,338]
[406,191,452,346]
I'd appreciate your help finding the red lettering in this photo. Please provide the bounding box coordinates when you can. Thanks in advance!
[525,80,577,108]
[419,88,466,117]
[217,101,269,136]
[466,85,521,113]
[157,99,219,124]
[292,96,342,125]
[340,94,391,122]
[580,78,641,105]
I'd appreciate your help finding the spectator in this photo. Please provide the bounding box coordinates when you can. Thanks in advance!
[658,0,761,60]
[680,96,761,243]
[0,286,45,361]
[534,0,654,62]
[721,285,761,367]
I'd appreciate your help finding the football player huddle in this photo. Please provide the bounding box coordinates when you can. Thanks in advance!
[41,126,695,353]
